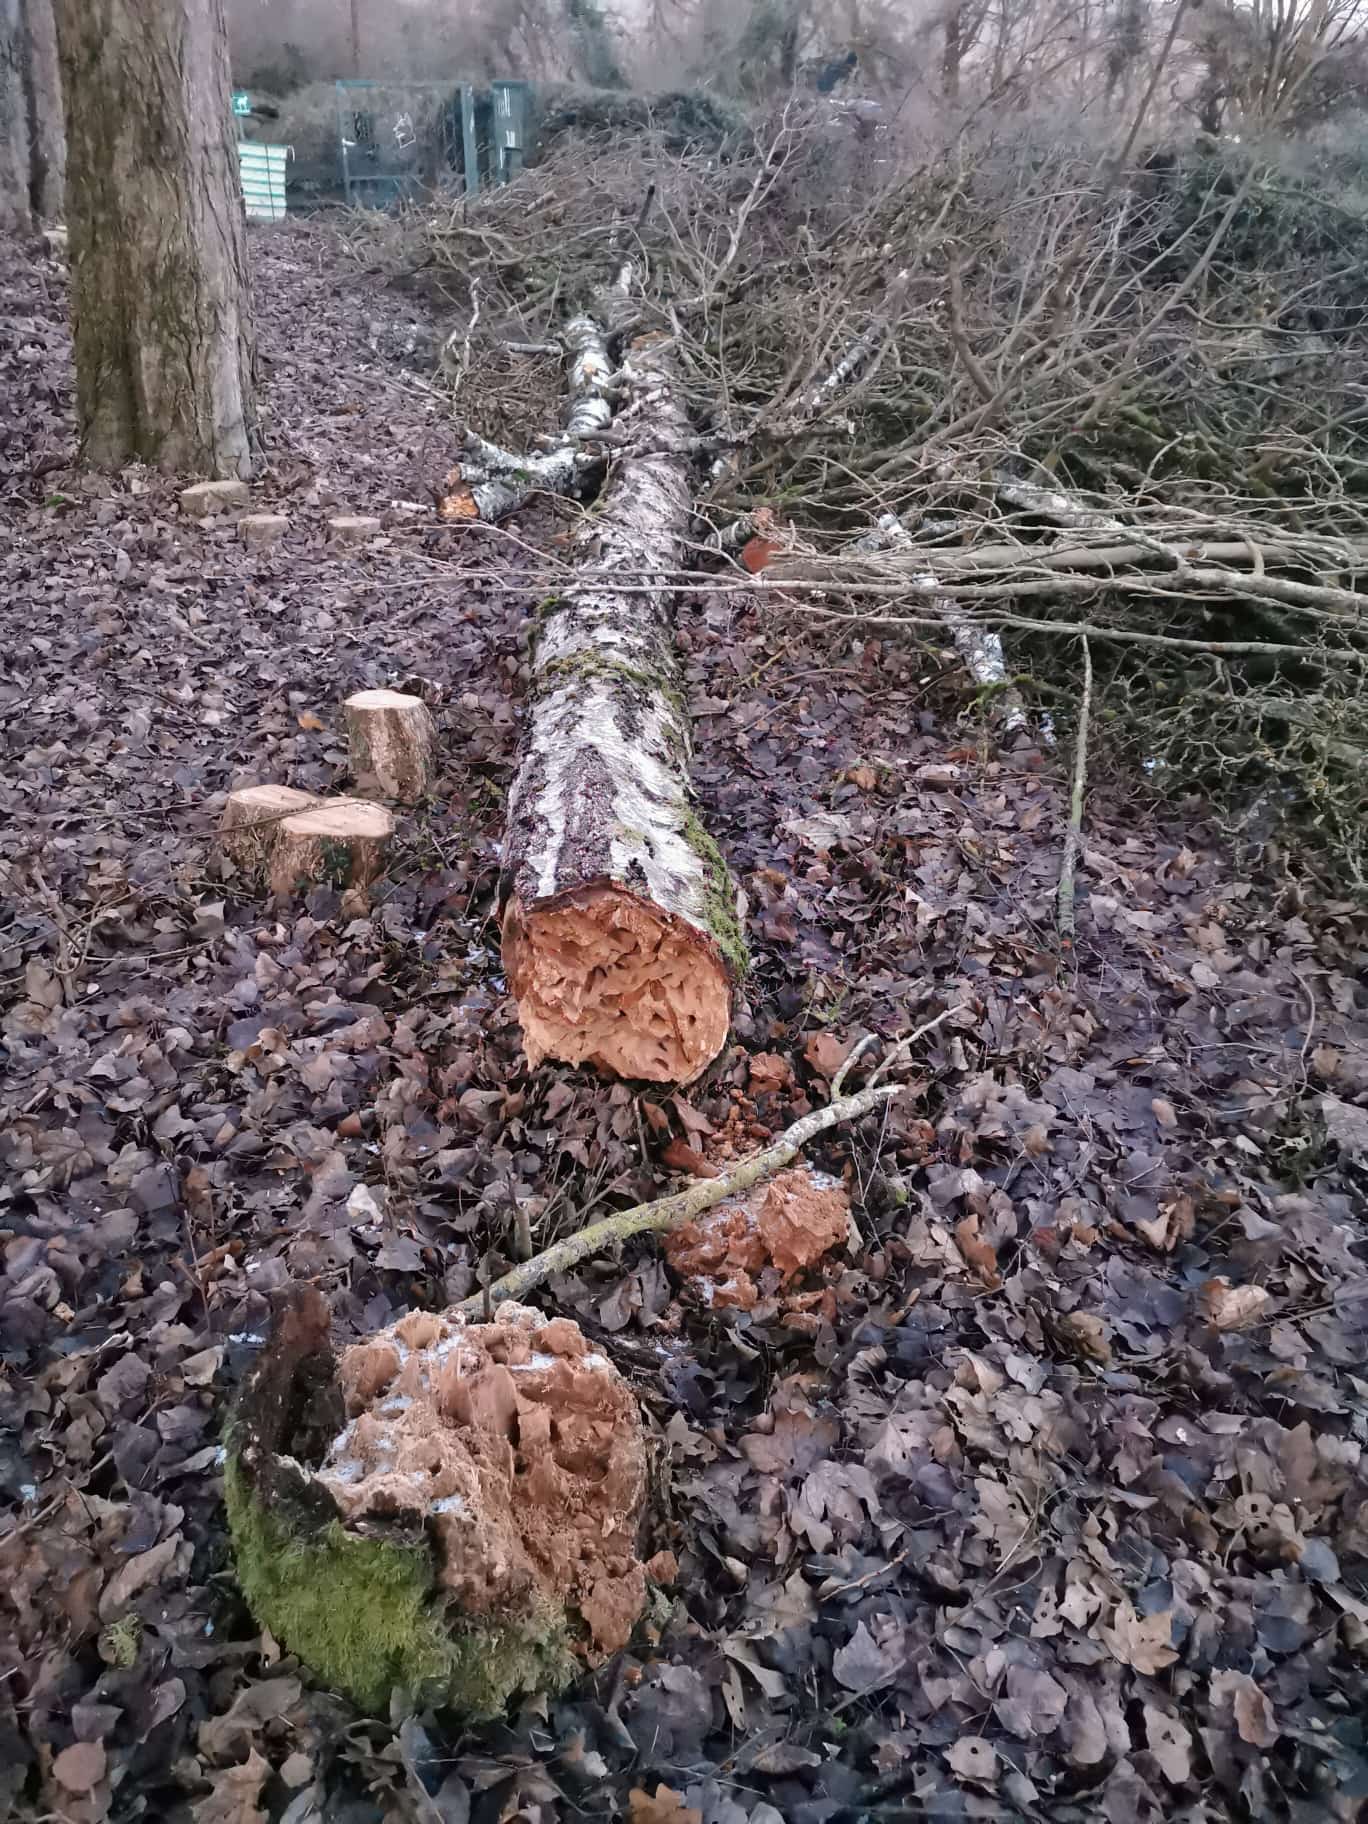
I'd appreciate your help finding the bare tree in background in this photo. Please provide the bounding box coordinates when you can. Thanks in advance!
[1,0,31,229]
[53,0,255,477]
[22,0,63,219]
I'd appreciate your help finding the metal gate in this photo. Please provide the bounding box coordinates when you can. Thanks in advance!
[335,79,531,207]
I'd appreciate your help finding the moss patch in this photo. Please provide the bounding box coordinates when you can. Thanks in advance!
[224,1456,575,1718]
[683,809,749,978]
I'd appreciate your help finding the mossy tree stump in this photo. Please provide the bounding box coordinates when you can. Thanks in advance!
[501,337,744,1085]
[224,1288,655,1719]
[343,688,436,803]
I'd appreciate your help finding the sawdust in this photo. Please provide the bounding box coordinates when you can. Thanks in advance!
[318,1303,649,1655]
[663,1166,850,1308]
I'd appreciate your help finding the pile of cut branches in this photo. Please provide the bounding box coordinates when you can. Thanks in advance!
[393,101,1368,884]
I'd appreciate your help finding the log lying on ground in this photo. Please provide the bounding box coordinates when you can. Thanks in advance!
[226,1290,658,1718]
[440,313,617,523]
[344,688,436,802]
[501,335,743,1085]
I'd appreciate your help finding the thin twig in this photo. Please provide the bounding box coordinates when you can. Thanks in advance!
[455,1007,968,1316]
[1056,634,1092,950]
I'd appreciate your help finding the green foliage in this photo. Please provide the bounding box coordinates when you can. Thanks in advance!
[224,1457,575,1718]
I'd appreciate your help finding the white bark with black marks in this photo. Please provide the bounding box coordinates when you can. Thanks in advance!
[501,336,740,1086]
[444,314,615,522]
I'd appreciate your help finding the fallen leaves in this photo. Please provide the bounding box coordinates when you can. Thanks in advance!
[628,1784,703,1824]
[52,1741,107,1795]
[1200,1277,1271,1330]
[1100,1601,1178,1675]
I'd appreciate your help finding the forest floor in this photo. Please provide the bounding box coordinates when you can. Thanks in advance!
[2,220,1367,1824]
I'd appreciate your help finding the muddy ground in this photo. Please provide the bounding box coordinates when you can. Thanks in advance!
[2,220,1367,1824]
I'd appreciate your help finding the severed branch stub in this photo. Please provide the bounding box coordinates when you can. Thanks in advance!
[268,799,395,905]
[344,688,436,803]
[501,332,744,1086]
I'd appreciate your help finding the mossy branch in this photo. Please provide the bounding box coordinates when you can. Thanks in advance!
[459,1007,963,1315]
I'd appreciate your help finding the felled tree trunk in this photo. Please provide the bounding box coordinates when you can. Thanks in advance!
[501,335,743,1085]
[225,1288,656,1719]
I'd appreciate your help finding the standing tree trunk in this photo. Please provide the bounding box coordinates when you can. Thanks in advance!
[21,0,63,221]
[52,0,255,477]
[1,0,32,231]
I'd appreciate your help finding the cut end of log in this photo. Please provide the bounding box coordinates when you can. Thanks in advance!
[343,688,436,802]
[503,885,731,1084]
[267,799,395,901]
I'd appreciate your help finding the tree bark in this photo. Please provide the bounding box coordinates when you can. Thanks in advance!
[21,0,62,221]
[501,335,742,1087]
[52,0,256,478]
[0,0,31,231]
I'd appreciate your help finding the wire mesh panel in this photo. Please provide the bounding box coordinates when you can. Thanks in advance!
[335,80,466,207]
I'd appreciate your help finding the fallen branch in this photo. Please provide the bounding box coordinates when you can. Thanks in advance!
[442,312,617,522]
[861,513,1031,737]
[458,1006,964,1314]
[1056,635,1092,949]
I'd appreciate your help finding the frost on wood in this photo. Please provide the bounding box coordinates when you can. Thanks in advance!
[225,1288,652,1718]
[663,1165,849,1308]
[267,799,394,902]
[344,688,436,803]
[219,784,320,878]
[501,336,741,1085]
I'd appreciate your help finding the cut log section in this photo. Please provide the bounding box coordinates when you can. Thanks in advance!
[501,336,744,1086]
[267,799,395,902]
[344,688,436,803]
[220,784,322,878]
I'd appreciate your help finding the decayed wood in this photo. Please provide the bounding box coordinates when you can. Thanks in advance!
[268,800,394,902]
[343,688,436,803]
[441,312,617,523]
[501,334,741,1086]
[220,784,321,878]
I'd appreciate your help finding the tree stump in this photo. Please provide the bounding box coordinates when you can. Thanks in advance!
[267,799,394,902]
[225,1289,656,1718]
[238,512,288,548]
[220,784,321,879]
[343,688,436,802]
[328,515,381,546]
[181,478,250,519]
